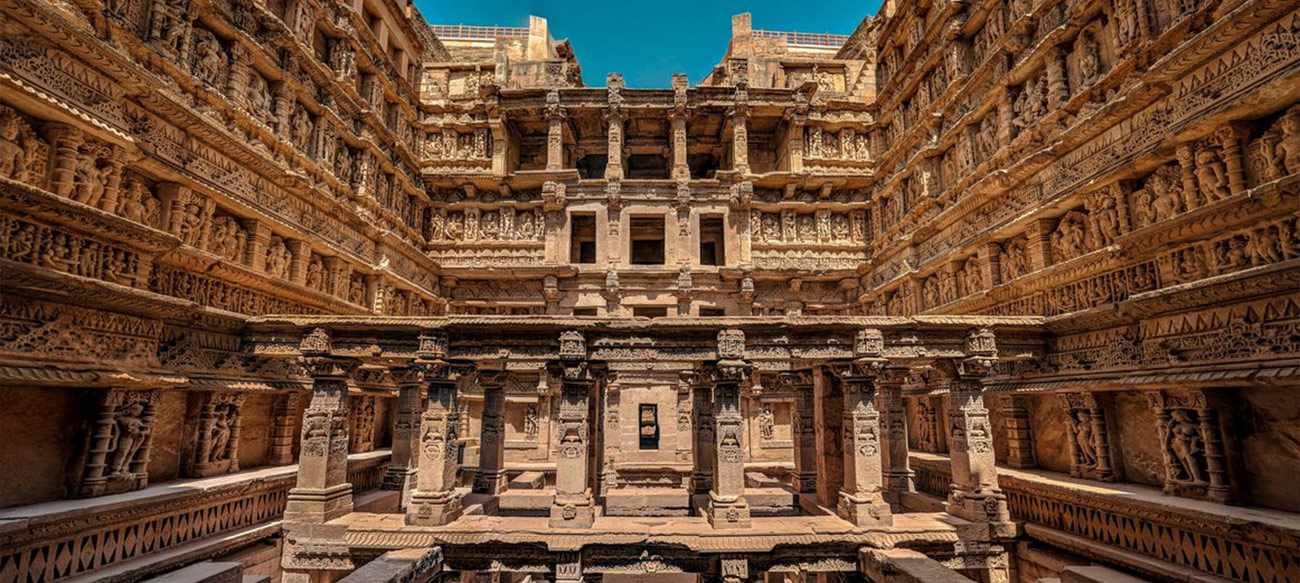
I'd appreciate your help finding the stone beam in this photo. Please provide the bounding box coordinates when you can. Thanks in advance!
[860,549,975,583]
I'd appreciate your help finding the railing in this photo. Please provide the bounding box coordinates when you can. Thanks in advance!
[431,25,528,41]
[907,454,1300,583]
[753,29,849,48]
[0,453,391,583]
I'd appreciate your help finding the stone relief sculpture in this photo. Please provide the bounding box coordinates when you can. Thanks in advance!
[266,236,291,278]
[108,402,151,479]
[758,403,775,441]
[0,107,38,184]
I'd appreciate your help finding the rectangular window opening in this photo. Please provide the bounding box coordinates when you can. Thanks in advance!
[639,404,659,450]
[632,306,668,319]
[629,215,665,265]
[699,215,726,266]
[700,307,726,317]
[570,213,597,264]
[572,307,597,316]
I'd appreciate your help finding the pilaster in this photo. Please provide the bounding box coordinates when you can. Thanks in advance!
[408,333,469,526]
[548,330,602,528]
[284,329,360,525]
[828,329,892,528]
[942,329,1013,539]
[706,329,751,529]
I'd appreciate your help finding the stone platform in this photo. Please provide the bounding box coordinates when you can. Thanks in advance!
[336,507,967,553]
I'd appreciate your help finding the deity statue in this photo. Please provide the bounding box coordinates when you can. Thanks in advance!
[914,402,931,447]
[1148,171,1181,222]
[177,202,205,246]
[1067,410,1098,466]
[758,404,775,440]
[193,35,224,83]
[524,405,539,439]
[305,256,324,290]
[207,406,233,462]
[292,109,312,148]
[1078,32,1101,87]
[118,178,152,225]
[266,237,290,278]
[0,111,35,182]
[72,147,106,206]
[1195,147,1231,202]
[108,402,150,479]
[1273,108,1300,176]
[1165,410,1205,483]
[246,74,275,124]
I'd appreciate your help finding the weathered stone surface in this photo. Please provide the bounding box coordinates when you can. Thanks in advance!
[1,0,1297,581]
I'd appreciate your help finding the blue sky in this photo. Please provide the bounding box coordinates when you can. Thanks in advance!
[415,0,884,88]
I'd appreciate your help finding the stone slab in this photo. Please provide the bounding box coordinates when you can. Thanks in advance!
[604,488,692,516]
[498,489,554,514]
[509,471,546,490]
[1060,566,1153,583]
[140,562,243,583]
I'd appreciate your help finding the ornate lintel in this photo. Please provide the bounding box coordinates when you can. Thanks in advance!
[300,354,359,380]
[547,359,607,385]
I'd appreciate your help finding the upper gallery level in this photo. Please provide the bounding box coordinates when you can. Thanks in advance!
[0,0,445,322]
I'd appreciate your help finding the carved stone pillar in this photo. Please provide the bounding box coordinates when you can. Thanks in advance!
[472,371,509,495]
[1058,392,1116,480]
[786,113,806,174]
[97,147,126,213]
[185,391,246,478]
[545,91,565,171]
[1216,124,1249,197]
[242,219,272,273]
[274,84,295,139]
[1176,144,1201,211]
[706,329,751,529]
[42,123,83,200]
[692,377,715,494]
[287,240,310,286]
[604,111,626,180]
[789,371,819,496]
[1024,217,1054,270]
[284,329,359,524]
[730,108,750,175]
[227,44,251,102]
[77,389,162,498]
[979,242,1002,287]
[942,329,1012,538]
[384,365,425,504]
[549,330,601,528]
[997,88,1014,144]
[829,329,892,527]
[268,391,302,465]
[1001,394,1037,469]
[600,374,622,497]
[670,73,691,181]
[408,335,468,526]
[878,368,914,509]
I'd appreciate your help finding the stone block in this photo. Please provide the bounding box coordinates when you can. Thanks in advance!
[604,488,692,516]
[509,471,546,490]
